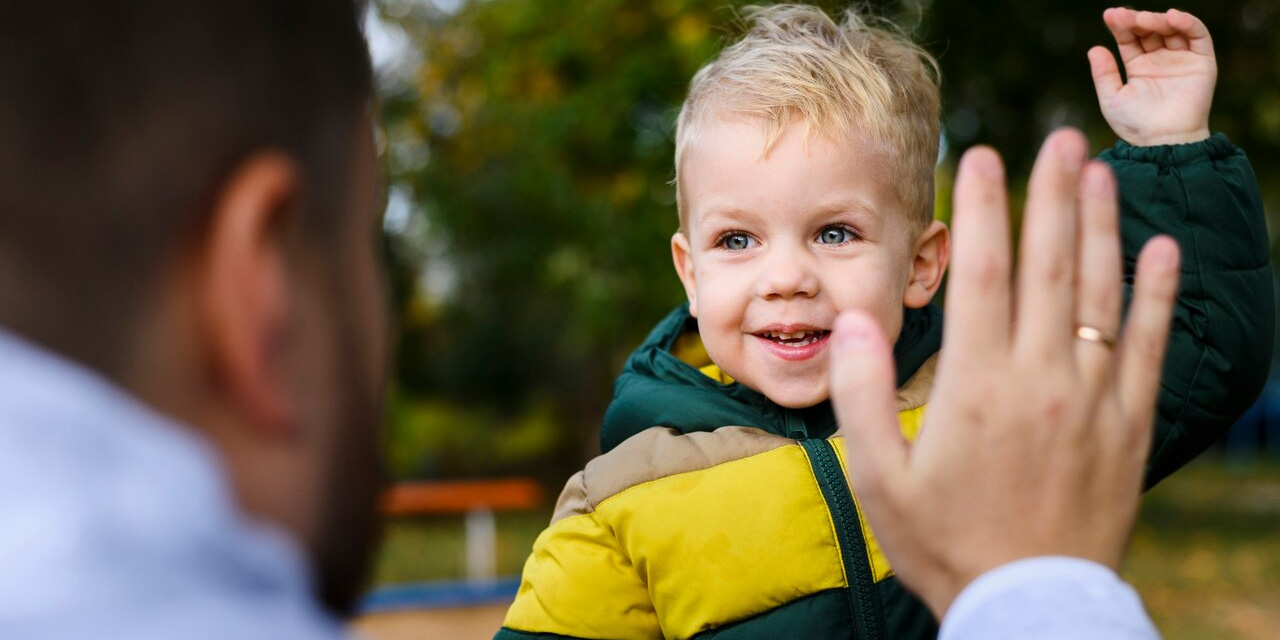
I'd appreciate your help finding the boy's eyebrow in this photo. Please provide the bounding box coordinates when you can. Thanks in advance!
[698,205,756,222]
[696,198,884,229]
[813,197,883,220]
[693,205,760,233]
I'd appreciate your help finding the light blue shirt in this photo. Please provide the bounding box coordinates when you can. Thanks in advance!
[0,330,348,639]
[940,556,1162,640]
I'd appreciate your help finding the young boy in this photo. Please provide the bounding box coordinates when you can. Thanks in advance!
[497,6,1270,640]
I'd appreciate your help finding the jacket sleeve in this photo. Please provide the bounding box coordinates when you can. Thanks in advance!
[494,471,662,640]
[1101,133,1274,488]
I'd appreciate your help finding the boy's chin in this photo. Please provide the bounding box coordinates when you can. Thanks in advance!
[760,381,830,409]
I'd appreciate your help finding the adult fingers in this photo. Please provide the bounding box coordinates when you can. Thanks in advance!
[1014,129,1088,360]
[1088,46,1122,104]
[832,311,908,492]
[1074,162,1123,398]
[944,146,1011,363]
[1116,237,1181,433]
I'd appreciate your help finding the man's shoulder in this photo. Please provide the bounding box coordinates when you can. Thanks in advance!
[0,332,341,640]
[0,451,342,639]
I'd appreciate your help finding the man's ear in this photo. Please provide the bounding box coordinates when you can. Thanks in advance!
[904,221,950,309]
[671,231,699,317]
[198,152,301,437]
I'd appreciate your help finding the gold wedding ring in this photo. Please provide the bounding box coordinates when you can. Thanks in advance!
[1075,325,1117,349]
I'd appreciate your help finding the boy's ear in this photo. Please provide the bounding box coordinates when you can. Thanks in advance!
[671,231,699,317]
[903,221,950,309]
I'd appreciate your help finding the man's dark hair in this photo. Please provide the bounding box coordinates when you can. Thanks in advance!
[0,0,373,373]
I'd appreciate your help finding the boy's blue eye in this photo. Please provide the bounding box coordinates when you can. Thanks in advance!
[719,232,754,251]
[818,226,855,245]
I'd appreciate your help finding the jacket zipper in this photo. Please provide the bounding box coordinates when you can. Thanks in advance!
[800,438,886,640]
[784,409,809,439]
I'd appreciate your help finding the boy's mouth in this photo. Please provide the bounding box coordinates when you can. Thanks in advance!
[756,329,831,348]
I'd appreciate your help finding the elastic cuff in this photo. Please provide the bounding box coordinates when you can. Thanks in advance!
[1105,132,1236,165]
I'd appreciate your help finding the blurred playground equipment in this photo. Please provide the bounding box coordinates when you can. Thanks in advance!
[354,478,544,640]
[1225,379,1280,464]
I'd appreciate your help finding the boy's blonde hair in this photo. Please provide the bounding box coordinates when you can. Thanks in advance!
[675,4,941,231]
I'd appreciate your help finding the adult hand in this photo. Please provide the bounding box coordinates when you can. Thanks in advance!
[830,129,1181,618]
[1088,8,1215,146]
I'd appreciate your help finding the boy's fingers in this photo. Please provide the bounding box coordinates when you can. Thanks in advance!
[1138,32,1165,54]
[1135,9,1208,39]
[1088,46,1122,102]
[1117,237,1180,428]
[1133,10,1182,37]
[831,311,908,489]
[1015,129,1088,360]
[1073,162,1123,398]
[1166,9,1214,56]
[1122,9,1212,57]
[944,146,1011,362]
[1161,34,1189,52]
[1103,7,1143,63]
[1102,7,1136,40]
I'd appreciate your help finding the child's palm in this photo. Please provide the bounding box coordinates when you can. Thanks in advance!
[1090,8,1216,146]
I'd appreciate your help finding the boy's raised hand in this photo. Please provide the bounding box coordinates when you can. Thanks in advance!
[1088,8,1215,146]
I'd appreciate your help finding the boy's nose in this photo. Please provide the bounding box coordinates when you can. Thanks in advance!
[756,251,820,300]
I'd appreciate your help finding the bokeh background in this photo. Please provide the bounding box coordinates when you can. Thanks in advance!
[358,1,1280,639]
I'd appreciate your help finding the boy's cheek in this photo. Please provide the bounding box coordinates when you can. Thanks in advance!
[692,275,743,317]
[879,306,907,345]
[831,299,906,346]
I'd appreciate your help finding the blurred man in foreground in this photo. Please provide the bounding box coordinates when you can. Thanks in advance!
[0,1,385,638]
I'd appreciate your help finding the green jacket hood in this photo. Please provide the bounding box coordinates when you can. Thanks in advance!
[600,303,943,453]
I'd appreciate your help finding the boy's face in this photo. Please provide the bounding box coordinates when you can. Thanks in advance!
[673,117,947,408]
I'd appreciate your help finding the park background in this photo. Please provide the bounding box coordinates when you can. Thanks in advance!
[358,1,1280,639]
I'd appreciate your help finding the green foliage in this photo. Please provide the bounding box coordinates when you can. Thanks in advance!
[376,0,1280,479]
[378,0,745,475]
[385,388,562,478]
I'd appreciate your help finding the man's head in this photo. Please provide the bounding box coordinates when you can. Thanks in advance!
[671,5,949,407]
[0,0,385,614]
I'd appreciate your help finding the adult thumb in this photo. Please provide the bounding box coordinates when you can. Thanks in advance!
[831,311,908,487]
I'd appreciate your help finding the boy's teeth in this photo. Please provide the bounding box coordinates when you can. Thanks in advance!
[764,329,827,341]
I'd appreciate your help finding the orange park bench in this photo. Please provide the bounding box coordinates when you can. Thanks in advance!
[360,478,545,614]
[381,478,543,582]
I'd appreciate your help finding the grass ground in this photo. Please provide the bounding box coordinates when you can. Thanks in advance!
[368,459,1280,639]
[371,510,550,585]
[1124,459,1280,640]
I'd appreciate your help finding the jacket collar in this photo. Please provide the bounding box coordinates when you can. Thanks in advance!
[600,303,943,453]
